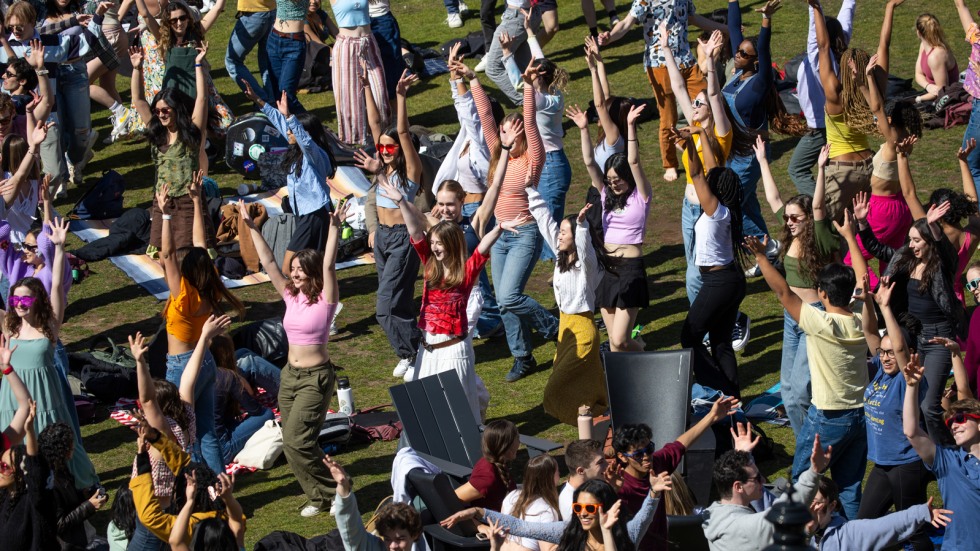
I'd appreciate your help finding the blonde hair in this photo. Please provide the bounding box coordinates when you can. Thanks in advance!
[917,14,952,51]
[839,48,880,137]
[663,471,697,516]
[486,113,523,187]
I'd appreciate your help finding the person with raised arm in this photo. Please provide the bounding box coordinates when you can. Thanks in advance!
[238,198,348,518]
[952,0,980,193]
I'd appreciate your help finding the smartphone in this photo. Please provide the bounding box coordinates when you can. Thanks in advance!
[97,485,107,498]
[475,533,488,542]
[336,193,354,212]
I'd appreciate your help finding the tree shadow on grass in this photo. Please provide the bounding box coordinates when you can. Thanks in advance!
[85,423,138,455]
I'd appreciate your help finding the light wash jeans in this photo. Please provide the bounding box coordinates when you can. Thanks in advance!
[219,407,274,464]
[781,302,823,437]
[538,149,572,261]
[56,61,91,166]
[236,348,282,398]
[727,148,769,240]
[491,221,558,358]
[166,349,223,474]
[681,197,703,305]
[485,7,539,105]
[792,406,867,521]
[962,98,980,196]
[225,10,275,103]
[462,202,503,336]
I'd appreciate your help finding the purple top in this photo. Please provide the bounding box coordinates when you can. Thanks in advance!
[0,221,71,300]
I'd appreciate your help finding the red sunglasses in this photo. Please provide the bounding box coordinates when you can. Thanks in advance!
[572,503,602,515]
[377,143,400,155]
[945,413,980,428]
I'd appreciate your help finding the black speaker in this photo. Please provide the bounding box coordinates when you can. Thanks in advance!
[224,112,290,179]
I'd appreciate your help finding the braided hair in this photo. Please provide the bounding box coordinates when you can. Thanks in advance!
[481,420,519,492]
[839,48,880,136]
[706,167,748,270]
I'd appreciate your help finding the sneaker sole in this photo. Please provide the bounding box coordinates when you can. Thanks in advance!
[732,319,751,352]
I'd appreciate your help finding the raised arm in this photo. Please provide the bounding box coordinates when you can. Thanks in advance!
[134,0,161,39]
[0,335,33,445]
[747,236,803,321]
[323,203,348,304]
[179,315,231,408]
[953,0,975,35]
[702,31,731,137]
[876,0,901,74]
[157,185,182,299]
[192,43,208,136]
[680,133,718,216]
[188,171,206,249]
[527,186,559,255]
[626,105,651,202]
[903,354,936,466]
[47,218,68,335]
[199,0,225,32]
[168,471,197,551]
[129,332,177,441]
[958,139,977,202]
[360,60,384,148]
[522,68,544,187]
[238,200,287,294]
[812,144,830,221]
[566,104,603,191]
[810,0,842,111]
[755,136,783,213]
[834,208,868,285]
[0,122,44,206]
[26,41,53,123]
[865,55,897,144]
[896,144,927,220]
[129,46,152,125]
[471,144,512,239]
[395,70,423,185]
[586,36,621,147]
[861,277,882,352]
[677,397,738,448]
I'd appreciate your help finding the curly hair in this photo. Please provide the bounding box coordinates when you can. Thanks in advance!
[0,444,29,517]
[886,100,923,139]
[779,195,834,287]
[173,462,224,513]
[284,248,325,304]
[612,423,652,454]
[110,484,137,540]
[481,419,519,491]
[928,188,978,226]
[5,277,55,342]
[375,502,422,540]
[839,48,880,137]
[38,422,74,479]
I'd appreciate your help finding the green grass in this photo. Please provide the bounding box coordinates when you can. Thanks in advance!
[68,0,969,546]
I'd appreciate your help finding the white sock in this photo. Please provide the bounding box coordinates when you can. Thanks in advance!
[110,102,125,116]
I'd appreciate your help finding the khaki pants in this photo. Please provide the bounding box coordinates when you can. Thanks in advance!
[279,362,337,509]
[646,64,706,170]
[824,157,873,223]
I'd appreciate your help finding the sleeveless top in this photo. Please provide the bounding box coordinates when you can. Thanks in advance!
[277,0,308,21]
[330,0,370,27]
[919,47,960,87]
[375,171,419,211]
[153,140,197,196]
[825,112,871,158]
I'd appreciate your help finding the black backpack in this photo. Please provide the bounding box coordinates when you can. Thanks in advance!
[299,41,331,92]
[69,337,139,403]
[69,170,125,220]
[232,318,289,366]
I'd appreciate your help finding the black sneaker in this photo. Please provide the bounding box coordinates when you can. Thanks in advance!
[732,312,751,352]
[506,355,536,382]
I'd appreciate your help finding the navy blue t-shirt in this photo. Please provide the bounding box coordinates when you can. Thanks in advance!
[929,447,980,549]
[864,356,927,465]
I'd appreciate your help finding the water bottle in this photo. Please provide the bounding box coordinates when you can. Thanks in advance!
[577,405,593,441]
[337,377,355,415]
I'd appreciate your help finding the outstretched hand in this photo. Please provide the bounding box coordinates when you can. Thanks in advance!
[902,353,925,387]
[48,217,70,247]
[565,105,589,129]
[576,203,593,225]
[395,69,419,97]
[958,138,976,162]
[810,433,832,473]
[926,496,954,528]
[353,149,382,174]
[926,201,951,226]
[128,332,148,363]
[731,422,760,453]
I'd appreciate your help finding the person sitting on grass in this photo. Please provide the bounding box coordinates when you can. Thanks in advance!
[326,455,423,551]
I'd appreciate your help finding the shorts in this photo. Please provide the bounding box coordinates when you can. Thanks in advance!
[872,145,898,182]
[536,0,557,11]
[286,205,331,253]
[595,256,649,309]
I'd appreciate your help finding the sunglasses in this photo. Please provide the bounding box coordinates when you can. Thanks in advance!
[692,98,707,108]
[18,243,36,252]
[604,176,625,186]
[782,213,806,223]
[622,442,655,460]
[8,295,35,309]
[2,71,16,79]
[7,25,25,33]
[966,277,980,292]
[153,106,172,116]
[945,412,980,429]
[377,143,400,155]
[572,502,602,515]
[170,14,189,24]
[875,347,896,358]
[736,49,757,59]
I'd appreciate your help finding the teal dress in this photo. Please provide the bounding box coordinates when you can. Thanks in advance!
[0,338,98,488]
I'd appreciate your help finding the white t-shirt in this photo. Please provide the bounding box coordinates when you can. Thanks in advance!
[501,491,560,551]
[694,204,734,266]
[558,482,575,522]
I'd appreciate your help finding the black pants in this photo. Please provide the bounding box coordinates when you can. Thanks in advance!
[480,0,498,49]
[918,323,955,446]
[680,264,745,398]
[857,460,933,550]
[375,224,422,359]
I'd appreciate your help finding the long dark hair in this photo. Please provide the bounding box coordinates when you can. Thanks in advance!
[38,422,73,480]
[153,379,192,435]
[556,214,615,276]
[44,0,80,17]
[481,420,519,491]
[893,218,944,296]
[596,97,631,147]
[172,463,224,514]
[189,518,238,551]
[163,247,246,321]
[210,334,255,420]
[159,0,206,55]
[379,125,409,186]
[281,112,337,179]
[558,479,635,551]
[706,167,747,270]
[110,484,137,540]
[601,154,636,213]
[146,88,201,152]
[929,188,978,227]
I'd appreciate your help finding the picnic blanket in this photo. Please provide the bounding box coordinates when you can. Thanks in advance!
[743,382,790,426]
[69,166,375,300]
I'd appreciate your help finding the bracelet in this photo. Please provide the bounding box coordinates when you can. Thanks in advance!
[35,69,49,76]
[195,63,203,67]
[628,138,638,142]
[162,214,172,220]
[2,365,12,376]
[500,144,512,151]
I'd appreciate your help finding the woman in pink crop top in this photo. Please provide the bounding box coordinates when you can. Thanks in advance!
[380,166,525,421]
[452,59,559,383]
[914,14,959,104]
[239,199,348,518]
[574,103,652,353]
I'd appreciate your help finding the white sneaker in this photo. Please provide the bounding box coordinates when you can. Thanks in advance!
[447,13,463,28]
[458,0,470,14]
[744,263,761,277]
[393,357,412,378]
[109,109,130,143]
[329,302,343,336]
[731,312,751,352]
[299,505,322,518]
[475,56,488,72]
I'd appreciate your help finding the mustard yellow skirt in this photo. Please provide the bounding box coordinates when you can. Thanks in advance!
[543,312,608,425]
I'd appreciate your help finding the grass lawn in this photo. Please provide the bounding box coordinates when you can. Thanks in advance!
[65,0,970,546]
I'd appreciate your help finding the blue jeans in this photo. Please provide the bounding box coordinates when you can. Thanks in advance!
[444,0,460,14]
[792,406,867,520]
[727,151,769,239]
[166,349,223,474]
[219,407,274,464]
[225,10,275,103]
[236,349,282,398]
[56,61,91,166]
[491,221,558,358]
[266,32,307,114]
[537,149,572,261]
[462,202,503,336]
[370,12,406,99]
[963,98,980,196]
[680,197,703,305]
[781,303,823,437]
[127,521,165,551]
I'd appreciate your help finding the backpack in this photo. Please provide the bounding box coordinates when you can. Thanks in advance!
[72,337,139,403]
[298,41,331,92]
[232,318,289,366]
[68,170,125,220]
[317,412,353,447]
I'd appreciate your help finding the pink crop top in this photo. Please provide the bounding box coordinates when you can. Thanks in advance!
[282,289,338,346]
[600,186,650,245]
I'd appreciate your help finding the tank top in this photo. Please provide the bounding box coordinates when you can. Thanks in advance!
[330,0,370,27]
[919,47,960,87]
[375,172,419,210]
[825,112,871,158]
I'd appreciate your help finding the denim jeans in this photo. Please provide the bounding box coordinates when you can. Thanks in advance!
[444,0,460,14]
[371,12,406,99]
[787,129,826,197]
[792,406,867,520]
[727,151,769,239]
[225,10,275,103]
[166,349,224,474]
[56,61,91,165]
[491,221,558,358]
[236,348,282,398]
[538,149,573,261]
[266,32,307,114]
[781,302,823,437]
[485,7,538,105]
[127,521,165,551]
[962,98,980,196]
[219,407,275,464]
[680,197,703,305]
[462,202,503,336]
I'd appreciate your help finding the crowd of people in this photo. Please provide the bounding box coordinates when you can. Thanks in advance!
[0,0,975,548]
